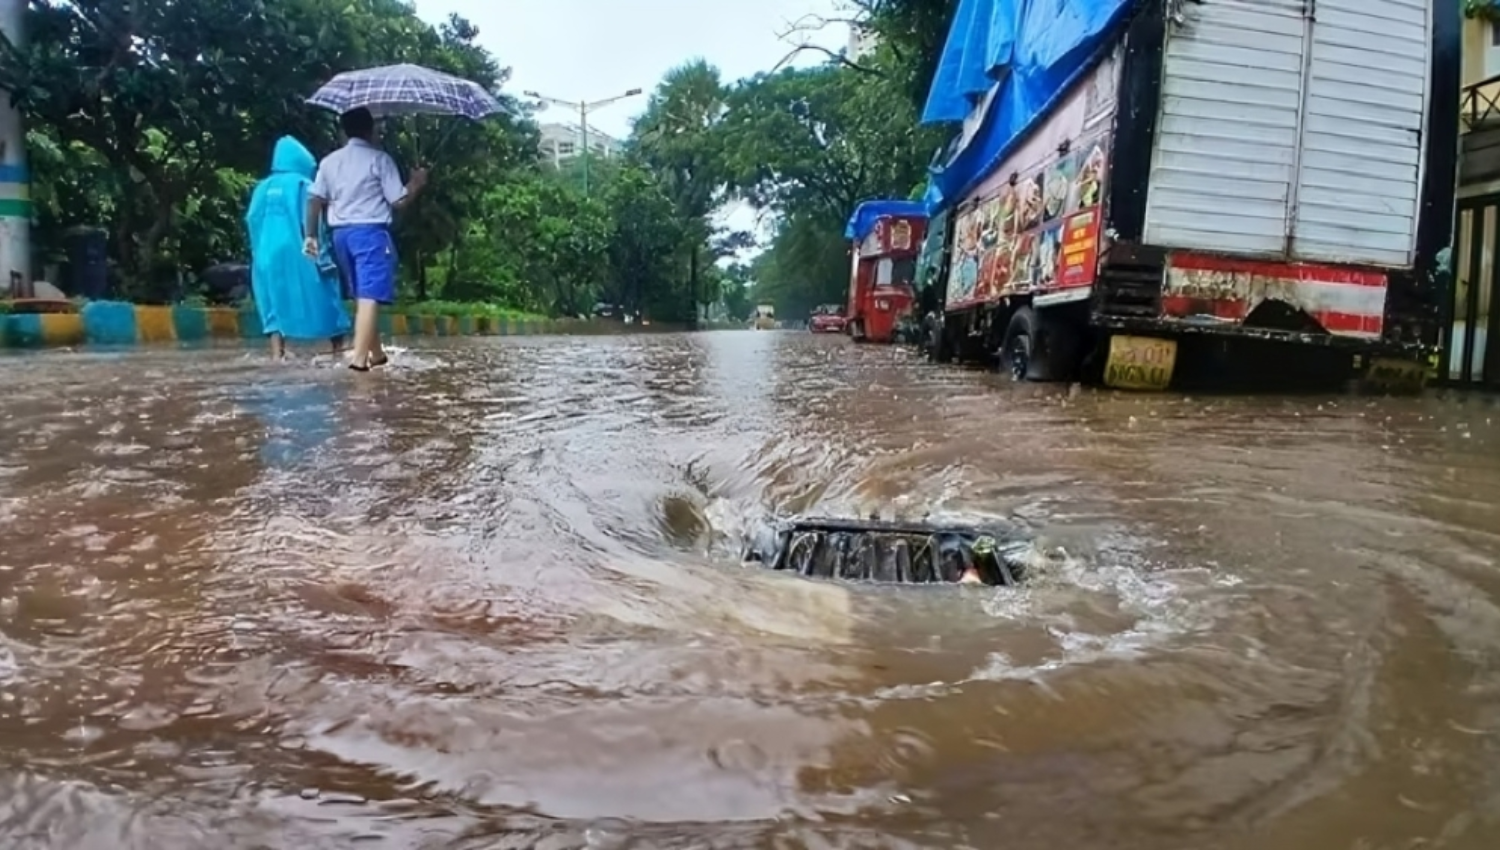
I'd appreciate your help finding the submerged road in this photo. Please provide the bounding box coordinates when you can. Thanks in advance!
[1,331,1499,849]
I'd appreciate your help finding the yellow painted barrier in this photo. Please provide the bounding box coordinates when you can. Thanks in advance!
[4,299,588,350]
[38,313,85,346]
[205,308,240,339]
[134,306,177,343]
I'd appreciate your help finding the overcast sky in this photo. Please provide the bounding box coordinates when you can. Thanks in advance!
[412,0,850,139]
[409,0,852,254]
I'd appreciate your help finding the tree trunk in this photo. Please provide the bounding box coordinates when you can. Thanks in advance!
[689,244,700,329]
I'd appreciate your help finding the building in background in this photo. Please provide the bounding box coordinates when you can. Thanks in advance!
[848,24,878,61]
[538,122,622,168]
[1457,3,1500,386]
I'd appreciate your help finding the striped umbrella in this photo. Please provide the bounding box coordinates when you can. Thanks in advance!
[306,63,505,120]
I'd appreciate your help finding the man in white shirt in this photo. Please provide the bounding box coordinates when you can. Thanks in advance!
[303,107,428,370]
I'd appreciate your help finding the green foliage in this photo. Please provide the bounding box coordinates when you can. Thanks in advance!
[707,21,943,320]
[601,163,692,321]
[398,299,544,319]
[1465,0,1500,22]
[440,169,611,316]
[2,0,959,321]
[720,62,936,222]
[0,0,712,317]
[843,0,960,110]
[749,214,852,319]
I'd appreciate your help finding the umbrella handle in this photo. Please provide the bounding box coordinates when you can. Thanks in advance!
[426,119,463,163]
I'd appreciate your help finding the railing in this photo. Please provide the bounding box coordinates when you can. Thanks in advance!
[1462,73,1500,130]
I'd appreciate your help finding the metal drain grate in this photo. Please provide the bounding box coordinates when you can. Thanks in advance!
[740,517,1031,586]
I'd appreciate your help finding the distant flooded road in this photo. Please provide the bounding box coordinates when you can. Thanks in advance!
[2,331,1500,849]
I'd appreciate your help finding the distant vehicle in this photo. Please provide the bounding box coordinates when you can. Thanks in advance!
[845,202,924,344]
[809,304,847,334]
[753,304,776,330]
[592,302,622,319]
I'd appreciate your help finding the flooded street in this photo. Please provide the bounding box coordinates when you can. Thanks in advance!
[2,331,1500,849]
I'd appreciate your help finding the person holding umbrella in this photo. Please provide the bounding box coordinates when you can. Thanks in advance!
[302,64,507,371]
[303,107,426,370]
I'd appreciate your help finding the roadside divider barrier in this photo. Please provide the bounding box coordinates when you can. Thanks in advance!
[0,302,651,348]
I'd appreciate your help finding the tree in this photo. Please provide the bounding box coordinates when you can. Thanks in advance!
[0,0,712,316]
[777,0,959,111]
[632,60,733,319]
[0,0,406,294]
[749,212,851,319]
[720,261,754,321]
[602,164,689,322]
[719,63,932,224]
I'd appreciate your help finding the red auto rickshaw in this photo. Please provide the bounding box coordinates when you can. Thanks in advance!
[845,200,928,344]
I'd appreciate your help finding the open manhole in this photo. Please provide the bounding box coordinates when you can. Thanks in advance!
[740,517,1030,587]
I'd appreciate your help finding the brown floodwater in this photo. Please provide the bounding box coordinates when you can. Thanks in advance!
[1,331,1499,849]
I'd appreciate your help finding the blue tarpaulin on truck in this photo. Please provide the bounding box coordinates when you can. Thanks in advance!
[920,0,1137,211]
[845,199,929,241]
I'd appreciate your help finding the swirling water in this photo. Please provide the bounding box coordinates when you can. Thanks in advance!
[0,332,1498,849]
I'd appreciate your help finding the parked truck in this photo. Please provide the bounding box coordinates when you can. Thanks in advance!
[920,0,1458,390]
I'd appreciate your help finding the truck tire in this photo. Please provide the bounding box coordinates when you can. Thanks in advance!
[849,319,866,342]
[929,318,954,363]
[1001,306,1082,382]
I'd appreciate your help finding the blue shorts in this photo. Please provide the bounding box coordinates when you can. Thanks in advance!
[332,224,397,304]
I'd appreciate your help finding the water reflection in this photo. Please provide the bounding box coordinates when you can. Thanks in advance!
[239,378,342,470]
[0,335,1496,847]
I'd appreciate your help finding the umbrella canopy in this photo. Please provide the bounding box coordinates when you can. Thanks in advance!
[306,63,505,120]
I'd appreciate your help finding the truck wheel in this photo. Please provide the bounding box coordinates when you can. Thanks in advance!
[930,320,954,363]
[850,320,866,342]
[1001,306,1081,382]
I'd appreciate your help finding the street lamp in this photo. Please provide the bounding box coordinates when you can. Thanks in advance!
[524,87,644,195]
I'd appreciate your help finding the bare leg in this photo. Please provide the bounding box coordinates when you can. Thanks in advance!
[370,309,388,367]
[349,299,379,369]
[269,332,285,360]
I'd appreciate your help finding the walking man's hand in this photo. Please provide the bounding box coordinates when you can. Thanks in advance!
[303,236,319,259]
[409,166,429,191]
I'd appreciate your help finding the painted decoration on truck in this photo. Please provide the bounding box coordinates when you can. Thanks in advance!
[944,51,1119,310]
[945,129,1112,309]
[1161,253,1388,339]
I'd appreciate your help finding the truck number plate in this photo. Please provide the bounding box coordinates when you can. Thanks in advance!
[1363,357,1428,393]
[1104,336,1177,391]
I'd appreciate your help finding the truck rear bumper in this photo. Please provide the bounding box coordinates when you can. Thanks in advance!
[1092,314,1432,360]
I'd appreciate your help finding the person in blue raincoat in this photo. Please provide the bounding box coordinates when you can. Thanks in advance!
[246,136,351,358]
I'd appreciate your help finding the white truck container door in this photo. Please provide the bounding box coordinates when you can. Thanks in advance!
[1291,0,1428,267]
[1143,0,1430,269]
[1143,0,1308,257]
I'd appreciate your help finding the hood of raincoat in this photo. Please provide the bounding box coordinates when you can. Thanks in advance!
[269,136,316,179]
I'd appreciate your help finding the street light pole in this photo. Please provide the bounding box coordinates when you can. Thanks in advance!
[0,0,30,297]
[579,101,590,195]
[524,88,643,196]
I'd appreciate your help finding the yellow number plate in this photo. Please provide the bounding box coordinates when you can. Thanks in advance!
[1364,357,1428,393]
[1104,335,1177,391]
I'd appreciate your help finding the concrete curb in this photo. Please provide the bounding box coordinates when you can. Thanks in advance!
[0,302,568,348]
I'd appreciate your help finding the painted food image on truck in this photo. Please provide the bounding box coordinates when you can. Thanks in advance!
[945,127,1112,310]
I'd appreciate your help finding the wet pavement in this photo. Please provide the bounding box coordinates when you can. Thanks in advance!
[1,330,1500,849]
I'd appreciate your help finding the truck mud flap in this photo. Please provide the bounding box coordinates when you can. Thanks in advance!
[740,517,1032,587]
